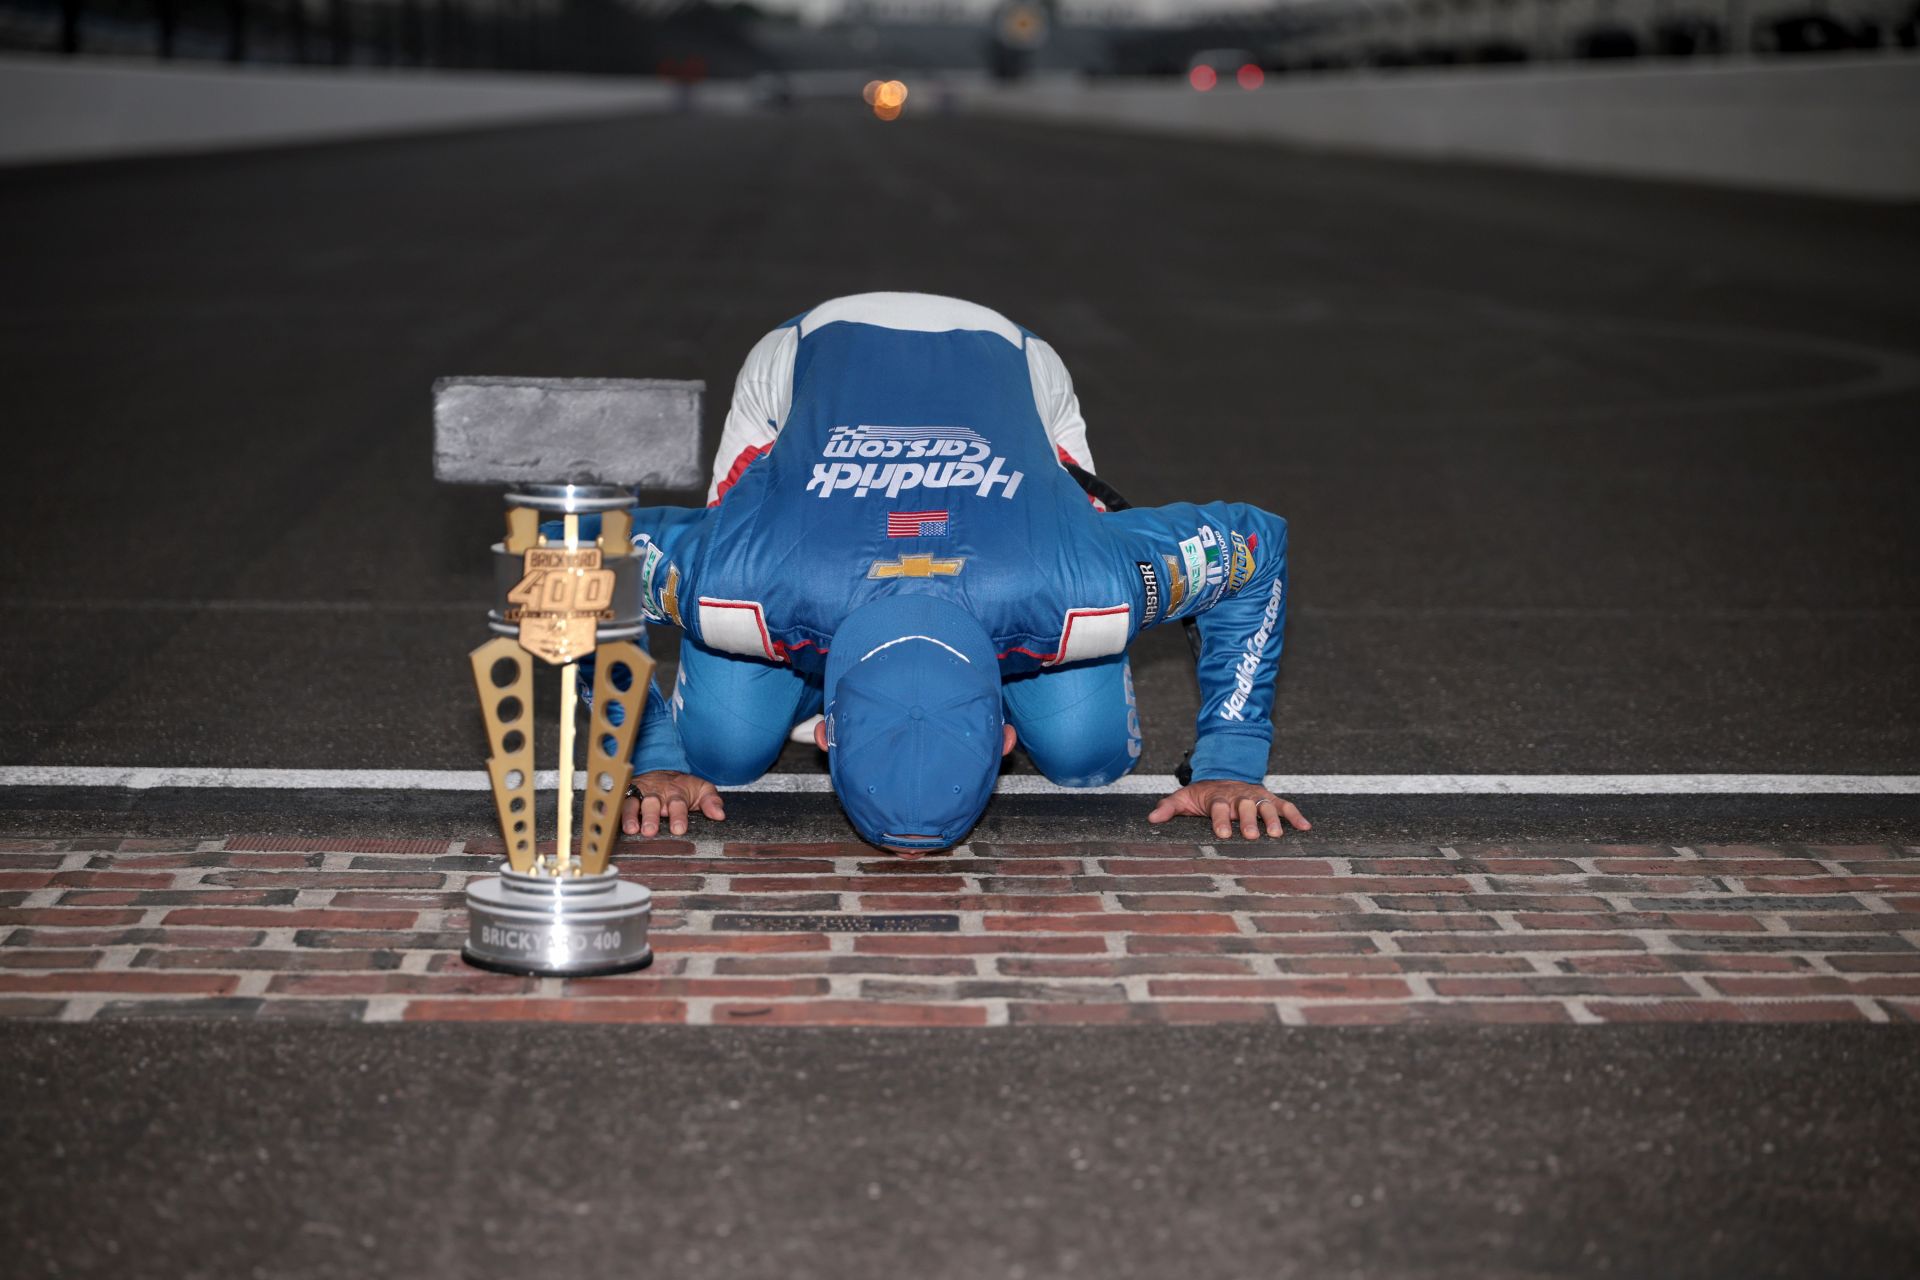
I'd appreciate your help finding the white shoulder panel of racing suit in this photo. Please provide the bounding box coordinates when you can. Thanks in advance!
[1023,335,1096,475]
[797,291,1024,346]
[707,294,1096,504]
[705,323,798,505]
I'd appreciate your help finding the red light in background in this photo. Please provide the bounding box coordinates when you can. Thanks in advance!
[1237,64,1264,90]
[1189,65,1217,92]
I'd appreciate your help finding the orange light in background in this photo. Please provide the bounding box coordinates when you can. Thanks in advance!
[862,79,882,106]
[1188,65,1217,92]
[870,79,908,121]
[1237,64,1264,90]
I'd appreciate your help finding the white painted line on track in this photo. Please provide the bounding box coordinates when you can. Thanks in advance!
[1,767,1916,796]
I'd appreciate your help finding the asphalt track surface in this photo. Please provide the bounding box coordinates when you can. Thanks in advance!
[5,1023,1918,1280]
[3,106,1919,1277]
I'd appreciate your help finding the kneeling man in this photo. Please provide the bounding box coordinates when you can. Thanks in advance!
[605,292,1307,850]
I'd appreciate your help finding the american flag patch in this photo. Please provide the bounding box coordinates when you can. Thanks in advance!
[887,510,949,538]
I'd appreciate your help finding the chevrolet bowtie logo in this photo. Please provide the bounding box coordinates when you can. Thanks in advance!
[868,554,966,579]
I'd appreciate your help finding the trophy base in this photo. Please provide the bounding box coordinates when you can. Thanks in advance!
[462,864,653,977]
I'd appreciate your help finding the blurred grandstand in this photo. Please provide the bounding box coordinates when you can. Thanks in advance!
[1,0,1911,82]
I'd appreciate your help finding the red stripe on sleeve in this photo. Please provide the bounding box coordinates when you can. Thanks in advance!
[711,442,773,506]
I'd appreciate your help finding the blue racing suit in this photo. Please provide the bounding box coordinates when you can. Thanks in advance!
[603,293,1290,788]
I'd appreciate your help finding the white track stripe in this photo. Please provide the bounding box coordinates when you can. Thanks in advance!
[0,767,1915,795]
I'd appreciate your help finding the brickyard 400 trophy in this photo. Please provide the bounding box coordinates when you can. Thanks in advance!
[433,375,704,977]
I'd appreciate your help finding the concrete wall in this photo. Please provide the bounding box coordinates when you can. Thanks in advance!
[0,55,743,167]
[968,58,1920,201]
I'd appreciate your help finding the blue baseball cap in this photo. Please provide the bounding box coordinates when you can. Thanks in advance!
[823,595,1004,851]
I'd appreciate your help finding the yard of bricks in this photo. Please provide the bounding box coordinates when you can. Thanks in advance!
[2,836,1918,1026]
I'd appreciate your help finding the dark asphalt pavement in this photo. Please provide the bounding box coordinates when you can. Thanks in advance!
[2,107,1917,775]
[5,1023,1916,1280]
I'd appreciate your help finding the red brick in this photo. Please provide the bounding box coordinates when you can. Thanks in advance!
[970,843,1215,859]
[113,838,204,852]
[1271,956,1537,975]
[985,877,1216,894]
[162,908,420,929]
[714,956,977,977]
[0,873,53,890]
[53,871,186,889]
[1304,1002,1572,1025]
[0,839,69,852]
[1588,1000,1868,1023]
[269,973,535,996]
[0,997,67,1017]
[652,932,832,954]
[713,1000,987,1026]
[404,998,687,1023]
[1805,845,1904,858]
[1237,876,1475,894]
[1835,861,1920,874]
[731,876,967,895]
[0,908,145,927]
[138,949,399,972]
[1009,1002,1277,1025]
[1707,975,1920,998]
[1127,934,1379,956]
[1829,954,1920,973]
[0,972,238,995]
[1104,860,1340,878]
[0,856,64,870]
[1454,859,1589,875]
[1562,954,1808,974]
[1883,1000,1920,1023]
[854,935,1106,956]
[1121,894,1353,913]
[1779,913,1920,933]
[1891,897,1920,913]
[294,929,458,950]
[1744,876,1920,893]
[983,912,1238,935]
[1372,894,1611,913]
[562,977,832,998]
[1251,913,1499,934]
[1148,977,1413,1000]
[856,894,1105,914]
[59,890,293,907]
[204,872,448,889]
[995,956,1258,978]
[1396,933,1645,953]
[1510,912,1767,933]
[1351,858,1580,875]
[1431,976,1694,997]
[721,842,872,858]
[0,950,105,970]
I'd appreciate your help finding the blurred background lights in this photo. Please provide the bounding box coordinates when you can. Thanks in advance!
[869,79,909,121]
[1188,65,1217,92]
[1237,64,1265,91]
